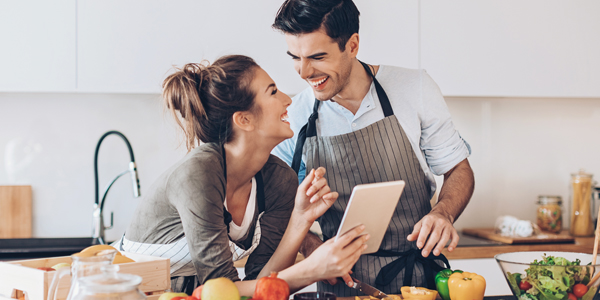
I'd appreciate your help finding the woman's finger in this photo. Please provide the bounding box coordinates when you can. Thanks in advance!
[307,176,328,197]
[335,224,365,248]
[310,185,331,203]
[298,169,315,192]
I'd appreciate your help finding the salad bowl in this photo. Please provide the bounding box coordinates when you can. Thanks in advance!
[495,251,600,300]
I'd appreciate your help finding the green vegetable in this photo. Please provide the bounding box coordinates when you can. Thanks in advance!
[435,269,463,300]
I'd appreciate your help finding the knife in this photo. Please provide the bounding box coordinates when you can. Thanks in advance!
[349,277,389,299]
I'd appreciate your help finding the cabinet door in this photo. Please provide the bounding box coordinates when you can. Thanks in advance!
[0,0,76,92]
[77,0,419,94]
[421,1,600,97]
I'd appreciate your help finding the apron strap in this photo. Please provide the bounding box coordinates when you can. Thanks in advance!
[371,249,451,290]
[359,61,394,117]
[255,171,265,214]
[291,99,320,174]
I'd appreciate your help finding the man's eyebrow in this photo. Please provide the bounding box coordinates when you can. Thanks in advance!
[307,52,327,59]
[286,51,328,59]
[265,83,276,93]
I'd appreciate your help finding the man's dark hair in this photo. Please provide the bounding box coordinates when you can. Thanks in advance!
[272,0,360,51]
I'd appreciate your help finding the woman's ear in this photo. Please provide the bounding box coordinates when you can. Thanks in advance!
[231,111,254,132]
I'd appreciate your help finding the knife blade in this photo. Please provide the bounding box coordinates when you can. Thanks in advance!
[350,277,389,299]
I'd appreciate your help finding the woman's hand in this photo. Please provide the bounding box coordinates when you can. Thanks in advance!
[293,167,339,224]
[303,225,368,282]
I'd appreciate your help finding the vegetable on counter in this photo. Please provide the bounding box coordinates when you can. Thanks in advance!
[400,286,438,300]
[448,271,486,300]
[505,254,597,300]
[435,269,463,300]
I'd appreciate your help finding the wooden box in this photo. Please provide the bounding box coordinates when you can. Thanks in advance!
[0,252,170,300]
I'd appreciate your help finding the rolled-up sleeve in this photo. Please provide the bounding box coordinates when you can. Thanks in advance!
[167,157,240,283]
[419,70,471,176]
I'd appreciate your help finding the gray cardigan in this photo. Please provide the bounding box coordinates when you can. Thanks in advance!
[125,143,297,282]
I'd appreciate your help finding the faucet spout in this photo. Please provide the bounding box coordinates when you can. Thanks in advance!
[92,131,141,244]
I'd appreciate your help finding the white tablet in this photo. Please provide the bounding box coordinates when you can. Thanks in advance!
[334,180,405,254]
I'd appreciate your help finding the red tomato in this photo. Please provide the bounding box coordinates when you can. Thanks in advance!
[191,285,203,300]
[519,281,533,290]
[568,293,577,300]
[573,283,589,298]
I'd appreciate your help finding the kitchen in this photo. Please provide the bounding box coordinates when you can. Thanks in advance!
[1,0,600,299]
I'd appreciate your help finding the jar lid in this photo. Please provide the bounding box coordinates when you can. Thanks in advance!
[571,169,593,178]
[537,195,562,205]
[78,265,142,293]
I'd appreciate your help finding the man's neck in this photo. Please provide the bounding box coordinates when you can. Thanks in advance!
[331,60,379,115]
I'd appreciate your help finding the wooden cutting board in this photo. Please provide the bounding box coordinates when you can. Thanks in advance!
[0,185,32,238]
[463,228,574,244]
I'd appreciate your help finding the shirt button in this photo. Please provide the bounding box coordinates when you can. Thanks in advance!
[352,123,357,128]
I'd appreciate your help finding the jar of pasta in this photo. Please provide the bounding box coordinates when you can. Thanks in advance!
[569,170,594,236]
[536,195,562,233]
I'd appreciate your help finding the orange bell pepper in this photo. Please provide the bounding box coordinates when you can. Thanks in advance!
[447,272,486,300]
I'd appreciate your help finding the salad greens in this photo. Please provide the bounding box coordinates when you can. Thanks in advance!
[506,254,597,300]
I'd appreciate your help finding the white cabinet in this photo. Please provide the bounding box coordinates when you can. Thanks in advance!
[421,1,600,97]
[0,0,76,92]
[449,258,511,296]
[76,0,419,95]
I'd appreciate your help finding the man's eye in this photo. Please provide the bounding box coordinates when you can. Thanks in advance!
[271,89,278,95]
[313,57,324,60]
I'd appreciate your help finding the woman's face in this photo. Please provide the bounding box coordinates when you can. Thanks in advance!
[248,67,294,144]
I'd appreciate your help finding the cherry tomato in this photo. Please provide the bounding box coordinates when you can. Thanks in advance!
[573,283,589,298]
[568,293,577,300]
[519,280,533,290]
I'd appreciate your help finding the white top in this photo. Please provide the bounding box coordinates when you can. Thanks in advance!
[271,65,471,195]
[224,177,257,241]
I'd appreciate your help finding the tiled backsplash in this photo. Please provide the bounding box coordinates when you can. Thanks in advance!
[1,93,599,240]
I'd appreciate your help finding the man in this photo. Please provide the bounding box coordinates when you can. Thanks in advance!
[271,0,475,296]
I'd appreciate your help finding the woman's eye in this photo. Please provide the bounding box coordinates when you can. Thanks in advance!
[271,89,278,95]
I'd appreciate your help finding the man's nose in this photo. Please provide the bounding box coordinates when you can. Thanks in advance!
[298,59,313,79]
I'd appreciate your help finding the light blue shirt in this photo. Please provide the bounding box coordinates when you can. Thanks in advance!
[272,65,471,195]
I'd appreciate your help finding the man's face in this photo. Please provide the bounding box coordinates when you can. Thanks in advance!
[285,29,354,101]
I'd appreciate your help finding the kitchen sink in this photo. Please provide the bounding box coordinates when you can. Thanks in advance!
[0,237,100,260]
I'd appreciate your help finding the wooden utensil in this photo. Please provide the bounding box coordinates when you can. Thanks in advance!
[0,185,32,238]
[586,205,600,287]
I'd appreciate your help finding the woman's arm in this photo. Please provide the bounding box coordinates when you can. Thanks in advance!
[232,168,367,295]
[234,224,368,295]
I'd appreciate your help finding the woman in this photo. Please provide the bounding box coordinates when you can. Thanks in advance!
[118,55,368,295]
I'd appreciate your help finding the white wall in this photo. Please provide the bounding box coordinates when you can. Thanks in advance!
[1,93,599,239]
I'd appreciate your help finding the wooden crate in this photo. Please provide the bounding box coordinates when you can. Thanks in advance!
[0,252,170,300]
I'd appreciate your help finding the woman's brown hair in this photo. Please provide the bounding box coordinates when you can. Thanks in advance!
[162,55,259,150]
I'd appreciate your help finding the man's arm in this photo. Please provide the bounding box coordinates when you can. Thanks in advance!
[299,230,323,258]
[406,158,474,257]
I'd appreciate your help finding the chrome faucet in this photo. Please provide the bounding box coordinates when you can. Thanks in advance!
[92,131,141,245]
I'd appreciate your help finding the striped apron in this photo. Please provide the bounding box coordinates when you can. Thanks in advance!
[114,160,266,294]
[291,61,450,296]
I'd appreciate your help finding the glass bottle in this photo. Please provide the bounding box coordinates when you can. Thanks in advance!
[72,265,146,300]
[536,195,562,233]
[569,170,594,236]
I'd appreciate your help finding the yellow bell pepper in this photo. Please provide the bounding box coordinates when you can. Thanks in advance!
[448,272,486,300]
[400,286,438,300]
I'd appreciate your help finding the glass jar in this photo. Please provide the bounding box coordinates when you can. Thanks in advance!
[569,170,594,237]
[536,195,562,233]
[72,265,146,300]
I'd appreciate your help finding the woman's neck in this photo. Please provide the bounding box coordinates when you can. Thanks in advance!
[223,139,271,190]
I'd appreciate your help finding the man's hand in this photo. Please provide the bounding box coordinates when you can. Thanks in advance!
[406,211,458,257]
[407,158,474,257]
